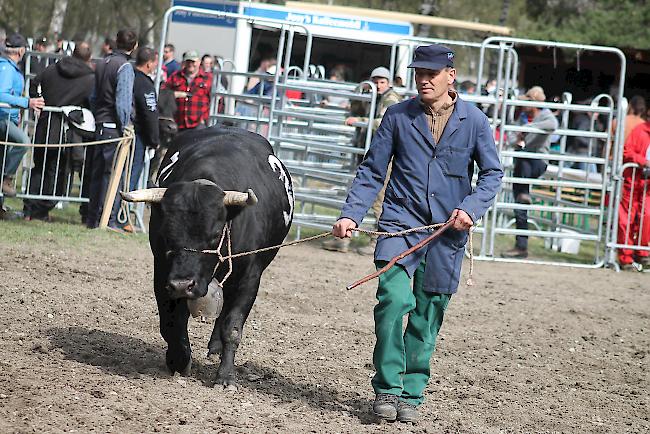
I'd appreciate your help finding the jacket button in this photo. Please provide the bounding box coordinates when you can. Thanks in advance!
[430,193,435,197]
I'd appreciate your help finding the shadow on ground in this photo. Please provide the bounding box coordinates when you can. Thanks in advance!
[47,326,377,424]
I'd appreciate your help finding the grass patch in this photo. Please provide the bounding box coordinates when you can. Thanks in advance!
[3,196,82,224]
[1,198,148,250]
[471,232,602,265]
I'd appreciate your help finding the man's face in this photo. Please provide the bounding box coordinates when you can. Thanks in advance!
[372,77,390,94]
[184,59,198,75]
[144,59,156,74]
[163,47,173,61]
[415,67,456,104]
[35,43,47,53]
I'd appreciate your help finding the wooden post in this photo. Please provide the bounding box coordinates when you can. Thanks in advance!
[99,131,134,229]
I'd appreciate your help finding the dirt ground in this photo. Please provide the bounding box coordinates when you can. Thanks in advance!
[0,230,648,433]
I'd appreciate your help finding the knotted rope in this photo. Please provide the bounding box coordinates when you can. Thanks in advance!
[184,220,475,287]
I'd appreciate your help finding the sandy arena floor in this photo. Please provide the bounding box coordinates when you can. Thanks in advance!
[0,234,648,433]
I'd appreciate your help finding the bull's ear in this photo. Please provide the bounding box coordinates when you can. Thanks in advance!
[222,188,258,207]
[120,188,167,203]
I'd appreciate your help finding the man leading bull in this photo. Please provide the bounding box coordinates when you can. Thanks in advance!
[332,45,503,423]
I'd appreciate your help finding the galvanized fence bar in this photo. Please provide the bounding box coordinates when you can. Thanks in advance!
[607,162,650,271]
[1,103,142,232]
[155,5,313,92]
[472,36,626,267]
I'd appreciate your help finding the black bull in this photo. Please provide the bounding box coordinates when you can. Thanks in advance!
[122,126,294,384]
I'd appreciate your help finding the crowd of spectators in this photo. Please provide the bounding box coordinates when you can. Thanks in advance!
[0,30,227,230]
[0,28,648,266]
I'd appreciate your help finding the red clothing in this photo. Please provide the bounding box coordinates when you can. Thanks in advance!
[622,121,650,174]
[617,121,650,264]
[164,69,212,130]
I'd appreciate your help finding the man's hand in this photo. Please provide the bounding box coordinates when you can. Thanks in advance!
[345,117,359,126]
[29,97,45,112]
[332,218,357,238]
[451,208,473,231]
[174,91,188,99]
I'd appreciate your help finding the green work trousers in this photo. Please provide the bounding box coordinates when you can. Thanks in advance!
[371,259,451,406]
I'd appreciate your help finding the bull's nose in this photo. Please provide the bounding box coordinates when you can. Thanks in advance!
[168,279,196,294]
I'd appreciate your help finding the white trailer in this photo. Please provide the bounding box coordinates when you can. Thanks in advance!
[167,0,414,89]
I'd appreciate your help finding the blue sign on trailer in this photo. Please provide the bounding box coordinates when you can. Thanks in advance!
[243,6,411,35]
[172,0,238,27]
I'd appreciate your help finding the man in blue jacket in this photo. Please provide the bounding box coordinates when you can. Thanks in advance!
[86,29,137,230]
[332,45,503,423]
[0,33,45,199]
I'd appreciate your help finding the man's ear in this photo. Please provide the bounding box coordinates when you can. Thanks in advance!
[448,68,457,85]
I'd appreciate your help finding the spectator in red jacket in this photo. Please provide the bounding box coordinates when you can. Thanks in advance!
[617,120,650,268]
[163,50,212,130]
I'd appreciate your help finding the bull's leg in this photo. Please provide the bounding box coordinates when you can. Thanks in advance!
[207,314,224,358]
[214,270,262,386]
[154,259,192,375]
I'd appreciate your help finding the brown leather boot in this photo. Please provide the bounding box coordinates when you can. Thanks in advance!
[2,176,16,197]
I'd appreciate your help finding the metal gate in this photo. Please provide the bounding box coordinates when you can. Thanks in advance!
[475,37,626,267]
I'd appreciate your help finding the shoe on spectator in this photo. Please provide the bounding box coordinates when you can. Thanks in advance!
[372,393,397,421]
[107,225,130,235]
[619,262,639,272]
[636,256,650,267]
[501,247,528,259]
[397,400,419,423]
[2,176,16,197]
[516,193,532,204]
[321,237,350,253]
[24,215,51,222]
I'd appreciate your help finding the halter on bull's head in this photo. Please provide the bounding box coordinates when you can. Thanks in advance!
[121,179,257,300]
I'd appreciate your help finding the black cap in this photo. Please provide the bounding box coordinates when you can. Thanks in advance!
[5,33,27,48]
[35,36,48,46]
[407,44,455,70]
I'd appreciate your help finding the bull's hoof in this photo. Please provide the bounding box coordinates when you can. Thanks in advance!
[166,349,192,376]
[166,358,192,376]
[214,371,236,387]
[207,340,223,360]
[179,359,192,377]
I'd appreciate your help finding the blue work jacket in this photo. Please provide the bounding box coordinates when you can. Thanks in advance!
[340,96,503,294]
[0,56,29,124]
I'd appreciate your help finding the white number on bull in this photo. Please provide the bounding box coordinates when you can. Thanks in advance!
[267,155,294,226]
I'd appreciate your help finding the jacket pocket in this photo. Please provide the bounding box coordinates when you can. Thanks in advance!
[384,185,411,207]
[438,146,471,178]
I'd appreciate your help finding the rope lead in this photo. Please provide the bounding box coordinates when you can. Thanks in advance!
[186,220,476,288]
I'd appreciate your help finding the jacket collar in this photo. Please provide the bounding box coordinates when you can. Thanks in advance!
[0,55,21,71]
[135,68,154,83]
[407,94,467,146]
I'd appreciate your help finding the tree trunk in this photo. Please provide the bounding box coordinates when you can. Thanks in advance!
[417,0,439,37]
[48,0,68,38]
[488,0,512,81]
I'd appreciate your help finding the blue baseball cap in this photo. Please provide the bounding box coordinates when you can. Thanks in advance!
[408,44,455,70]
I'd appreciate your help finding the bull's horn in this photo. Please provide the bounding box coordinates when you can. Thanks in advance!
[223,188,258,207]
[193,178,218,187]
[120,188,167,203]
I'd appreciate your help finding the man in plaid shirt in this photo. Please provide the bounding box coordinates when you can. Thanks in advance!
[164,50,212,130]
